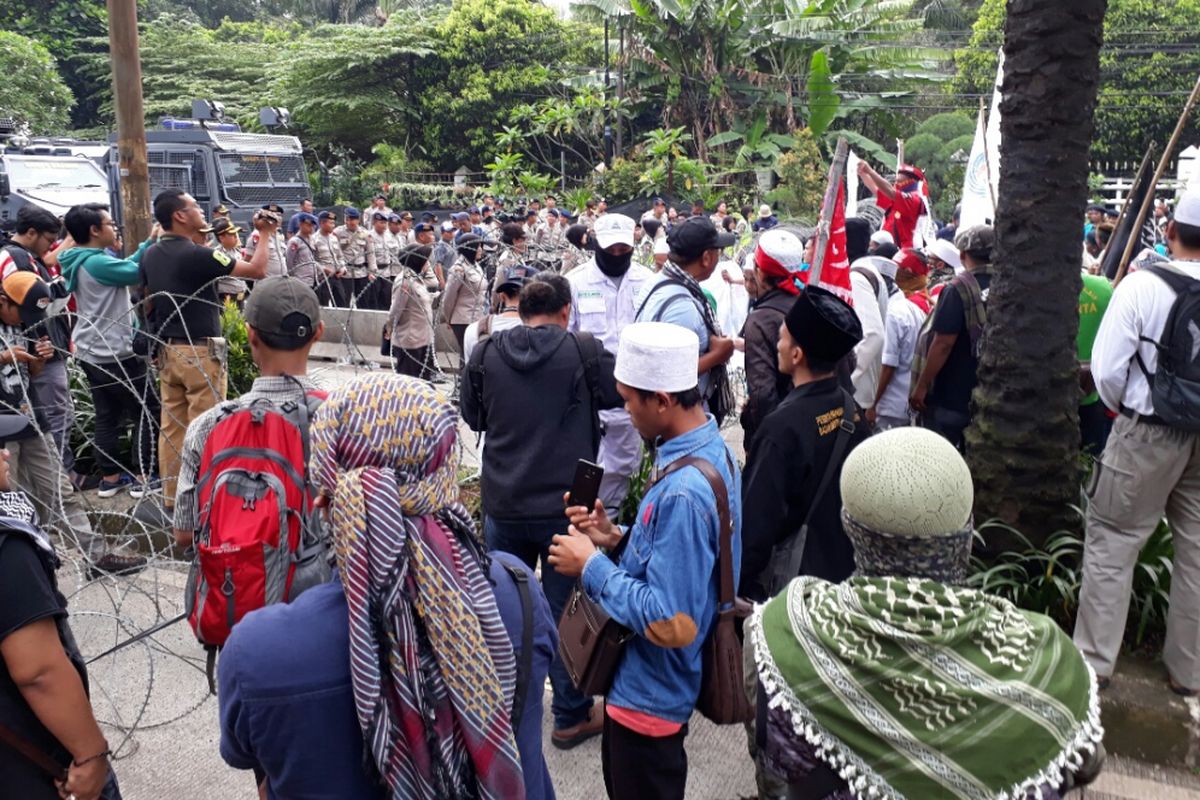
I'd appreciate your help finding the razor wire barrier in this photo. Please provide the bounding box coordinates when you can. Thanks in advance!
[16,230,748,765]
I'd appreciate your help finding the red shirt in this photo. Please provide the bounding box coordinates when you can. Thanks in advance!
[877,189,923,249]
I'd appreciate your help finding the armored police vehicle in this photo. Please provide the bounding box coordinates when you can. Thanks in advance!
[0,122,111,223]
[108,102,311,230]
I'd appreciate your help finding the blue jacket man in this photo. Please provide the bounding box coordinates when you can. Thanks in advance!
[550,321,742,800]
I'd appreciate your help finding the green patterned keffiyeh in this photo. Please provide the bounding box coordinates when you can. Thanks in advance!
[750,576,1102,800]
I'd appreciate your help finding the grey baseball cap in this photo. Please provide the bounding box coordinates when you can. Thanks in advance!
[243,277,321,341]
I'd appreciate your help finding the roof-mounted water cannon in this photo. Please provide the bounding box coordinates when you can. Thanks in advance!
[192,99,226,123]
[259,107,291,132]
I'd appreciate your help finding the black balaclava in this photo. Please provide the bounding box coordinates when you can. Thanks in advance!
[595,247,633,277]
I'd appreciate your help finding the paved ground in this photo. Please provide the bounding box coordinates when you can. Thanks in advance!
[58,358,1200,797]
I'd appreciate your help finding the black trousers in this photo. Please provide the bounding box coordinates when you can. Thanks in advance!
[393,346,427,379]
[81,357,160,477]
[601,712,688,800]
[373,275,394,311]
[340,276,370,308]
[316,275,342,307]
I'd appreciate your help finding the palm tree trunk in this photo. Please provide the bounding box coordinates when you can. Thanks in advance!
[965,0,1107,550]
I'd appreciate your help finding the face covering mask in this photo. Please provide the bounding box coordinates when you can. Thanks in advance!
[595,248,633,277]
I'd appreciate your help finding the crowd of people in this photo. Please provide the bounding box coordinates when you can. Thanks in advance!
[10,158,1200,800]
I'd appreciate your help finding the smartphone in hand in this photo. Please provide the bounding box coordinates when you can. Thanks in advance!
[569,459,604,511]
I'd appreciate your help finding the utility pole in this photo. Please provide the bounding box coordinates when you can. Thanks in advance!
[107,0,152,251]
[615,21,624,158]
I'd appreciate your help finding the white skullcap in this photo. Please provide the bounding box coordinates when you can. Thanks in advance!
[870,230,894,246]
[926,238,962,271]
[1176,189,1200,226]
[653,237,670,256]
[840,428,973,537]
[615,322,699,393]
[594,213,636,249]
[756,229,805,271]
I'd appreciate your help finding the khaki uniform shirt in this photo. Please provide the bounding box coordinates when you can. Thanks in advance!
[387,270,434,350]
[334,225,375,279]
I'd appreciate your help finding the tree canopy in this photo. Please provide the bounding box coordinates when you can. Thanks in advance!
[0,31,74,133]
[953,0,1200,163]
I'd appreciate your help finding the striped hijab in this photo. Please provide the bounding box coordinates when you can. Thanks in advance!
[309,373,525,800]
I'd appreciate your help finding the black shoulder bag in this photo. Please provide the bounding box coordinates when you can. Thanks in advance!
[764,389,857,598]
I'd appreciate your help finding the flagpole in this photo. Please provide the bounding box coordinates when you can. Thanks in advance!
[1114,72,1200,287]
[1102,146,1154,280]
[809,137,849,287]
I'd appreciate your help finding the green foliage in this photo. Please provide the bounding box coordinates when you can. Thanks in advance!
[414,0,591,170]
[0,0,107,129]
[269,20,435,156]
[222,300,258,398]
[915,111,974,142]
[805,49,840,136]
[953,0,1200,162]
[969,504,1175,649]
[617,447,653,527]
[768,128,827,222]
[969,520,1083,628]
[77,16,299,130]
[903,133,944,169]
[0,32,74,133]
[937,133,975,163]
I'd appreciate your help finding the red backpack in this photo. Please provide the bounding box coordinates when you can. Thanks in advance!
[185,386,327,690]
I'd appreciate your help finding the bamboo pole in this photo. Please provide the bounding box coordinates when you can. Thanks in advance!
[807,137,849,287]
[1113,73,1200,287]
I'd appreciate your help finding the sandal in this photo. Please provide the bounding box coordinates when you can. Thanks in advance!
[1168,676,1198,697]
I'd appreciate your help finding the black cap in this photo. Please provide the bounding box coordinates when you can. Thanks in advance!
[318,210,337,221]
[784,286,863,363]
[666,216,737,261]
[261,203,285,215]
[496,266,530,293]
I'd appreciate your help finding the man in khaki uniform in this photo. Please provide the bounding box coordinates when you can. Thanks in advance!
[313,210,347,306]
[333,207,375,308]
[369,211,396,310]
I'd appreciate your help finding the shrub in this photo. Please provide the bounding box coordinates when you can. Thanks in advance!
[222,300,258,398]
[915,112,974,143]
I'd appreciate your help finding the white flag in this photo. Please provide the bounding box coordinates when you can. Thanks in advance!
[846,149,860,218]
[959,107,994,229]
[985,49,1003,206]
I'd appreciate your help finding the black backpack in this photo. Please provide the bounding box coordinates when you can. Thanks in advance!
[1137,264,1200,430]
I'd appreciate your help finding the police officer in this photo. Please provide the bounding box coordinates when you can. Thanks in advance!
[333,207,376,308]
[565,213,654,511]
[209,217,248,306]
[369,211,396,310]
[313,210,347,307]
[385,213,405,263]
[245,203,288,280]
[285,212,320,288]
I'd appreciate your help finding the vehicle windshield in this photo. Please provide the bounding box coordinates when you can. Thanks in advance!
[4,157,106,190]
[217,152,309,207]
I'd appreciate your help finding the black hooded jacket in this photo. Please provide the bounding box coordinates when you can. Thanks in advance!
[461,323,622,521]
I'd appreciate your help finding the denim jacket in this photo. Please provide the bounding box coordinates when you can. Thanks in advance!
[581,416,742,723]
